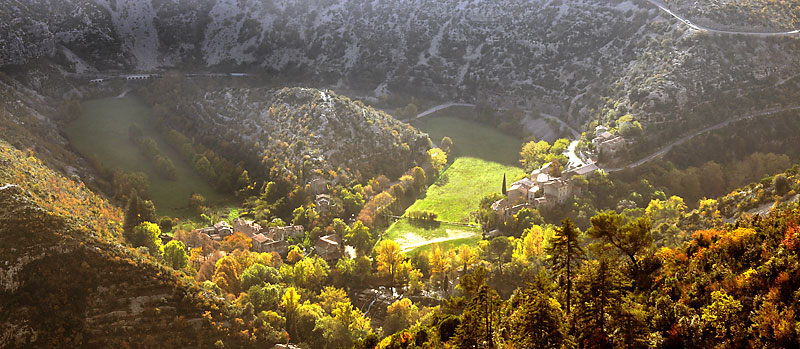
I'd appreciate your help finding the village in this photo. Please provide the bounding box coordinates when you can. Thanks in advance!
[492,125,629,220]
[184,176,343,262]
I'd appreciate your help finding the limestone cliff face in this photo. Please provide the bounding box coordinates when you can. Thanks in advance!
[2,0,798,130]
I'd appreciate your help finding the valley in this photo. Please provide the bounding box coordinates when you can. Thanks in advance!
[2,0,800,347]
[64,95,231,218]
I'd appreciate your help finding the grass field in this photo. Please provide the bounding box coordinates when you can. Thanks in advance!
[412,114,522,166]
[64,95,231,218]
[385,111,526,252]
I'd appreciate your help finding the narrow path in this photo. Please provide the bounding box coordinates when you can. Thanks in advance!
[604,105,800,172]
[116,89,131,98]
[645,0,800,36]
[412,102,476,121]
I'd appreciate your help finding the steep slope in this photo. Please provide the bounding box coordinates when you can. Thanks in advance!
[142,83,431,183]
[0,143,275,347]
[0,140,121,238]
[2,0,798,147]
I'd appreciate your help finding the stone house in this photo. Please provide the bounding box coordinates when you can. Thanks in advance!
[265,225,305,241]
[251,233,290,255]
[233,218,262,238]
[508,178,534,204]
[316,234,341,261]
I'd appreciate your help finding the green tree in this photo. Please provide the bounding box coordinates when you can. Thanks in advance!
[126,222,162,254]
[281,287,302,339]
[452,285,502,348]
[344,220,373,257]
[502,173,507,195]
[520,140,551,172]
[701,290,743,341]
[574,259,628,346]
[412,166,427,189]
[588,211,654,287]
[241,263,280,290]
[123,189,156,233]
[162,240,188,270]
[441,136,454,154]
[504,277,568,348]
[546,218,584,317]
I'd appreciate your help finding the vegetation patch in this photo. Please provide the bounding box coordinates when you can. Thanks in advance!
[386,111,526,251]
[64,96,230,218]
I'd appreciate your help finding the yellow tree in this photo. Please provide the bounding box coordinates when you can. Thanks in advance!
[376,240,405,287]
[281,287,301,340]
[456,245,478,273]
[514,225,545,264]
[212,255,242,295]
[429,244,450,293]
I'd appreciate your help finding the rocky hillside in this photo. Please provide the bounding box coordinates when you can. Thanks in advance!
[660,0,800,31]
[143,82,431,183]
[0,144,273,347]
[2,0,798,136]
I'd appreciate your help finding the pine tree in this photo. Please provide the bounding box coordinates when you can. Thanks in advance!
[546,218,584,318]
[452,285,502,348]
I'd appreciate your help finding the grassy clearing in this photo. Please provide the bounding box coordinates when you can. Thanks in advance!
[412,114,522,166]
[64,95,231,218]
[385,109,526,251]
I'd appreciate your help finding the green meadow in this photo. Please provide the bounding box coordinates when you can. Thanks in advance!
[385,110,526,252]
[64,95,231,218]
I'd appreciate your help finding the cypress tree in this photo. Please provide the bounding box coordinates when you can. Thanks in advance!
[123,189,142,233]
[502,173,507,195]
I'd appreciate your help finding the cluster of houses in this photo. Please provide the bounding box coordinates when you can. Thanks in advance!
[191,217,342,261]
[493,161,599,220]
[592,125,628,158]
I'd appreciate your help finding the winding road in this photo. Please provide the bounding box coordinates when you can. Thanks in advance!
[646,0,800,36]
[605,105,800,172]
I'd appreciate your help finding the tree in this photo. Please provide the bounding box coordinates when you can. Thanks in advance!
[452,285,502,348]
[546,218,584,317]
[376,240,405,287]
[588,211,653,285]
[412,166,427,189]
[281,287,302,339]
[212,256,242,294]
[504,279,568,348]
[318,286,349,314]
[315,301,372,348]
[384,298,418,335]
[502,173,507,195]
[344,220,372,257]
[126,222,162,253]
[427,148,448,173]
[773,174,791,195]
[240,263,280,290]
[123,189,156,233]
[162,240,188,270]
[189,193,206,215]
[520,140,551,172]
[574,259,628,346]
[701,290,743,341]
[430,244,451,293]
[441,136,453,154]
